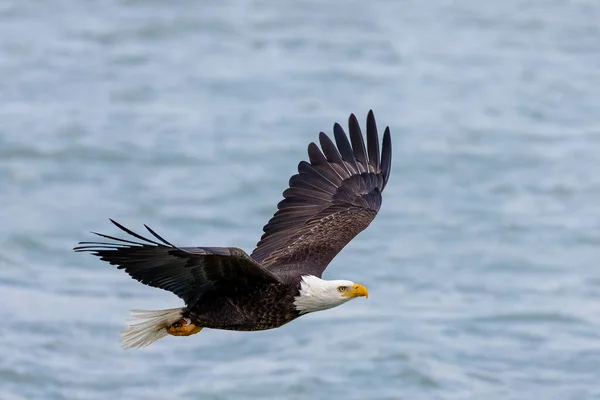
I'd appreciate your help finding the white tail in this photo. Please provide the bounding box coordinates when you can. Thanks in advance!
[120,308,184,349]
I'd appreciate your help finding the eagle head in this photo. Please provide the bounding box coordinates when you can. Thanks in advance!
[293,275,369,314]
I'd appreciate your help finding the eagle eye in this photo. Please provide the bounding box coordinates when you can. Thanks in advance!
[337,286,347,293]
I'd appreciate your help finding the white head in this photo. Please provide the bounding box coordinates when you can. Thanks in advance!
[293,275,369,314]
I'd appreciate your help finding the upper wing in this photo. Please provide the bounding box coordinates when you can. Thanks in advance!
[74,219,281,307]
[251,110,392,277]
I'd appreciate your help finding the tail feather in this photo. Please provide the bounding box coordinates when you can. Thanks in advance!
[120,308,183,349]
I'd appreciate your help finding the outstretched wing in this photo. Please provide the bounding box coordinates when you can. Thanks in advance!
[74,219,281,307]
[251,110,392,277]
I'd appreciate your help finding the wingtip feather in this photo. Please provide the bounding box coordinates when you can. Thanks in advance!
[380,126,392,190]
[366,110,380,173]
[143,224,175,247]
[333,122,359,173]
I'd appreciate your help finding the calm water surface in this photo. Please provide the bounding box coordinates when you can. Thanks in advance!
[1,1,600,399]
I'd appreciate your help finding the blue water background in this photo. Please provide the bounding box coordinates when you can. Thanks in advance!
[1,1,599,399]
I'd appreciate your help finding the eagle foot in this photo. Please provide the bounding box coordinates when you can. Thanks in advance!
[167,318,203,336]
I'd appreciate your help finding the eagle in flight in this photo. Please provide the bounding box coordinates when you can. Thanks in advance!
[74,111,392,349]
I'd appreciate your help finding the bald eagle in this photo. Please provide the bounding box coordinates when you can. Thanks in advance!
[74,111,392,349]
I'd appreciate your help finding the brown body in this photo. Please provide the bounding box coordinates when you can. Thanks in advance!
[184,280,301,331]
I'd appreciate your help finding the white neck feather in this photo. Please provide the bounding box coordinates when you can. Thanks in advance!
[293,275,354,314]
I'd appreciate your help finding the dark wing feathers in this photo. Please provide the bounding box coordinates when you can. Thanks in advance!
[251,111,392,276]
[348,114,369,173]
[297,161,340,188]
[380,127,392,190]
[289,174,335,195]
[307,142,327,165]
[319,132,345,169]
[366,110,380,173]
[74,220,280,306]
[75,110,392,295]
[333,122,360,174]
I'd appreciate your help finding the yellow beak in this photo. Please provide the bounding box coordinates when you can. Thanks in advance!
[342,283,369,299]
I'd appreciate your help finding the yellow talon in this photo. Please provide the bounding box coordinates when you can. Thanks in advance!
[167,318,203,336]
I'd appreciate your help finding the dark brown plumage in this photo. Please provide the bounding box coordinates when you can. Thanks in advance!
[74,110,392,346]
